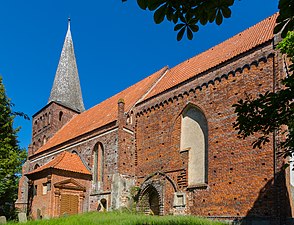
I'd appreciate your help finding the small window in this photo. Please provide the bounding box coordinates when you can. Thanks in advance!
[59,111,63,121]
[47,182,51,191]
[48,113,52,125]
[34,185,38,196]
[42,184,47,195]
[45,113,48,126]
[43,136,47,145]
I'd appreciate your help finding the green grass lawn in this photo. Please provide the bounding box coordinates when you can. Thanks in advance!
[8,212,228,225]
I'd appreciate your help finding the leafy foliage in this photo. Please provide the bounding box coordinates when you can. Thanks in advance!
[275,0,294,38]
[122,0,294,41]
[233,32,294,162]
[136,0,234,41]
[0,76,27,219]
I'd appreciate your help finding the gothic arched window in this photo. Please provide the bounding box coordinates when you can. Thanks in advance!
[180,105,208,186]
[93,143,104,190]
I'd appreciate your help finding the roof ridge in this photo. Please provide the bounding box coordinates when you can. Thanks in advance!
[143,13,278,100]
[174,13,278,74]
[84,66,169,112]
[54,151,68,167]
[130,66,169,111]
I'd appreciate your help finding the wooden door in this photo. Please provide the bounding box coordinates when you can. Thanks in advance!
[60,194,79,216]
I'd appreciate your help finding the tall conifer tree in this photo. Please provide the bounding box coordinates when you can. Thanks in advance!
[0,76,27,219]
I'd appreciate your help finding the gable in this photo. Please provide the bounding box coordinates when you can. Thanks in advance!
[32,67,168,156]
[54,178,86,191]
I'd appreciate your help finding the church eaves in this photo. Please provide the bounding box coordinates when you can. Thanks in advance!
[48,19,85,113]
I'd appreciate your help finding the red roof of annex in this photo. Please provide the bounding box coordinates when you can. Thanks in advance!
[27,151,91,175]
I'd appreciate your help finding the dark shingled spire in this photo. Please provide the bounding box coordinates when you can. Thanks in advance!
[48,18,85,112]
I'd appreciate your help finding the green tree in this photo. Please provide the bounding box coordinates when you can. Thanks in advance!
[0,76,27,220]
[233,31,294,163]
[123,0,294,41]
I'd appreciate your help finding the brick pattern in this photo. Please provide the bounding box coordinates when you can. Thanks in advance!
[17,14,293,223]
[27,170,91,219]
[30,102,79,155]
[134,43,288,219]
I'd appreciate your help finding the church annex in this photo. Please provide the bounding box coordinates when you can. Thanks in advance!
[16,14,294,224]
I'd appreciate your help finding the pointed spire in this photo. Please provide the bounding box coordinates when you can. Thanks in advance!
[48,19,85,112]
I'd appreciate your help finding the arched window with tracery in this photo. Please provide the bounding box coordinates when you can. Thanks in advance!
[180,105,208,186]
[93,142,104,190]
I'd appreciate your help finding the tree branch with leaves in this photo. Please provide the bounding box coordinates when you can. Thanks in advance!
[123,0,294,41]
[233,31,294,164]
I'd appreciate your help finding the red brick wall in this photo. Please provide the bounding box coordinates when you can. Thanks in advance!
[29,173,52,219]
[29,170,91,219]
[31,102,79,155]
[24,41,292,222]
[28,121,122,213]
[134,43,287,219]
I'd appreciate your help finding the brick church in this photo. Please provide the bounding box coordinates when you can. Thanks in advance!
[15,14,294,224]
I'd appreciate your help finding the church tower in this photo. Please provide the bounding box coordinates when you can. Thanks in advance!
[29,19,85,156]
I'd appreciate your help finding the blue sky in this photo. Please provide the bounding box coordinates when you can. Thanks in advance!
[0,0,278,149]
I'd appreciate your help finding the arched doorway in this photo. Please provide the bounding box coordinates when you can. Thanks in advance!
[149,188,160,215]
[139,185,161,215]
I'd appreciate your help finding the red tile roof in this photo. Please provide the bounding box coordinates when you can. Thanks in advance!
[27,151,91,175]
[33,67,168,155]
[143,13,278,100]
[33,14,277,156]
